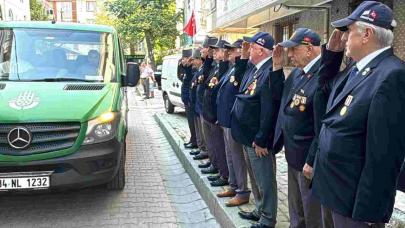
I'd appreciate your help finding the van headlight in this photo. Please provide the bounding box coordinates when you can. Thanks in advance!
[83,112,119,145]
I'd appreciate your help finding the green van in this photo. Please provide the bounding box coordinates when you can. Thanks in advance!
[0,21,140,191]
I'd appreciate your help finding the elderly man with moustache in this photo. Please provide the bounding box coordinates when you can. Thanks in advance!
[272,28,323,228]
[312,1,405,227]
[231,32,284,228]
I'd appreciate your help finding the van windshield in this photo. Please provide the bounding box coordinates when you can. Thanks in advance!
[0,28,116,82]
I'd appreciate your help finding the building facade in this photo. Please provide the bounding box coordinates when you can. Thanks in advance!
[201,0,404,61]
[0,0,31,21]
[45,0,99,24]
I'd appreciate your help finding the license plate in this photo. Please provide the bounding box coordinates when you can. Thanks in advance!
[0,172,51,190]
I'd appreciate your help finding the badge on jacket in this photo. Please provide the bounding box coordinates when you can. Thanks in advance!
[230,76,238,86]
[290,94,307,112]
[198,75,204,83]
[208,76,219,88]
[340,95,353,116]
[245,79,257,96]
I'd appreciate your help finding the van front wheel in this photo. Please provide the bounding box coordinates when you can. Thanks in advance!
[107,143,126,190]
[164,94,175,114]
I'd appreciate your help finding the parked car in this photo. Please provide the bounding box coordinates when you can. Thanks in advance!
[0,21,140,191]
[154,65,162,90]
[161,54,184,113]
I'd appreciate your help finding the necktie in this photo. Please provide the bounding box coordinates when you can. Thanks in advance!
[344,66,359,89]
[333,66,358,102]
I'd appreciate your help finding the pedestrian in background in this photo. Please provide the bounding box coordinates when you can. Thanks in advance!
[312,1,405,227]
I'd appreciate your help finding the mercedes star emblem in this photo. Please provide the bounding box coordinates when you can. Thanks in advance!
[7,127,32,149]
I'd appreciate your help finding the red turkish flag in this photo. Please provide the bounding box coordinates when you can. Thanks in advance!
[183,11,196,37]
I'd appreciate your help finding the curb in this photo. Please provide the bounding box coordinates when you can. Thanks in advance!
[154,113,251,228]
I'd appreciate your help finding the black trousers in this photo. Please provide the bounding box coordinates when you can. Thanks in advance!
[185,104,197,145]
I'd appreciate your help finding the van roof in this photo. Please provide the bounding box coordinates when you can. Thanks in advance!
[0,21,116,34]
[163,54,181,60]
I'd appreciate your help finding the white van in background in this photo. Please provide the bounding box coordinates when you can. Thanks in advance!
[161,54,184,113]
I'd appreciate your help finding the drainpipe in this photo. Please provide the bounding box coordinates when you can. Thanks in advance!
[281,4,331,43]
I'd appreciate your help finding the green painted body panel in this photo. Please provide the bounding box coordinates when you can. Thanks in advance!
[0,22,127,164]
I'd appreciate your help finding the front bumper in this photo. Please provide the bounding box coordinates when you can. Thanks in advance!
[0,138,124,190]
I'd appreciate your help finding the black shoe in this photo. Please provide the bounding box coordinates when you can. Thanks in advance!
[210,177,229,187]
[250,223,273,228]
[193,153,209,160]
[184,142,192,146]
[198,161,211,168]
[190,150,201,156]
[238,211,260,221]
[207,174,220,181]
[185,144,198,149]
[201,166,218,174]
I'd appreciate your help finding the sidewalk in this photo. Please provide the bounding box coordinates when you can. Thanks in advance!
[155,110,405,228]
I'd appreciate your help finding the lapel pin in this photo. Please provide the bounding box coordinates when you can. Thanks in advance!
[362,67,371,76]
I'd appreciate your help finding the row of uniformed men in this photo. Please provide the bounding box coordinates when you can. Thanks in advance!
[178,1,404,228]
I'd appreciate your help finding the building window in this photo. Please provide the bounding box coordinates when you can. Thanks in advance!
[86,1,96,12]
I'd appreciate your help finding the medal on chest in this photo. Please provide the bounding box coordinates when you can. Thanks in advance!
[340,95,353,116]
[245,79,257,96]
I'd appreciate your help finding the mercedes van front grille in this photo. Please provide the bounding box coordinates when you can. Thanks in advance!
[64,84,105,91]
[0,122,81,156]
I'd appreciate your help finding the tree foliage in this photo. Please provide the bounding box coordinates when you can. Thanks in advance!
[103,0,181,68]
[30,0,48,21]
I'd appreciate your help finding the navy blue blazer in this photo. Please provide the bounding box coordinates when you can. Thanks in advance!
[273,59,321,171]
[189,67,202,109]
[312,48,405,223]
[202,60,229,123]
[195,58,214,115]
[217,57,249,128]
[181,65,194,105]
[231,58,284,148]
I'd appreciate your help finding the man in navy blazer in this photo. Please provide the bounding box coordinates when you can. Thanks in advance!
[272,28,323,228]
[216,39,251,206]
[231,32,284,228]
[312,1,405,227]
[193,36,218,161]
[201,39,231,186]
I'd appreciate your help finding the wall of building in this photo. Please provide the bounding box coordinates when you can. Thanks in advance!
[0,0,30,21]
[393,0,405,60]
[76,0,97,24]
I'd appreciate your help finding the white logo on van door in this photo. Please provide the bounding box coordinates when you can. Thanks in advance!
[9,91,40,110]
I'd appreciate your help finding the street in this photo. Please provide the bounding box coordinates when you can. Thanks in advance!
[0,89,218,228]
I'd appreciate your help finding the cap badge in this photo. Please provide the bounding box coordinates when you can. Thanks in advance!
[257,38,265,45]
[360,10,375,22]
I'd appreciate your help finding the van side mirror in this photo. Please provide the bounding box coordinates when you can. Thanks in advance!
[124,62,140,87]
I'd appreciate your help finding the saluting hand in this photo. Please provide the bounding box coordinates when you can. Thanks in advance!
[302,163,313,179]
[327,29,346,52]
[241,41,250,59]
[272,44,284,71]
[224,49,230,61]
[252,142,268,158]
[208,48,214,58]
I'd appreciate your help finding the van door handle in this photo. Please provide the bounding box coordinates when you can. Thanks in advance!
[176,83,179,88]
[172,82,175,87]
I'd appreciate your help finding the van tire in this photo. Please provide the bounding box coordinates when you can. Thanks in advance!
[107,143,126,190]
[164,94,175,114]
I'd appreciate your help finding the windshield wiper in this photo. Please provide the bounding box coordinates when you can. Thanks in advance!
[30,78,94,82]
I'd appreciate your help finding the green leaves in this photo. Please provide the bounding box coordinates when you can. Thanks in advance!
[30,0,49,21]
[101,0,180,65]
